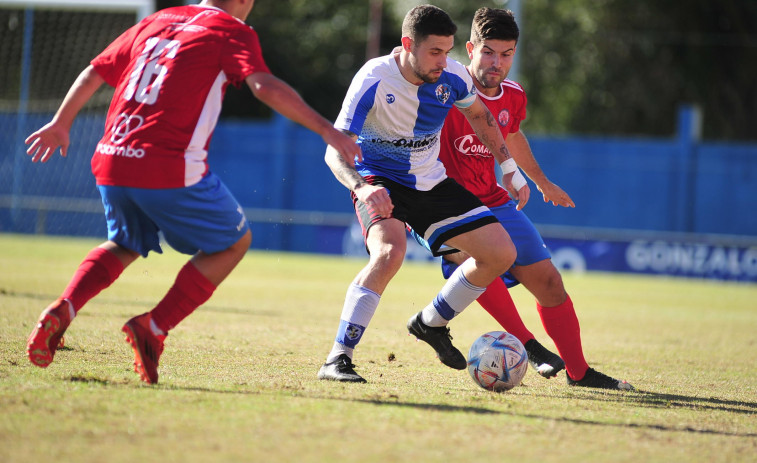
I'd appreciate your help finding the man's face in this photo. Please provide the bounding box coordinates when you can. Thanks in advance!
[406,34,454,84]
[466,39,517,89]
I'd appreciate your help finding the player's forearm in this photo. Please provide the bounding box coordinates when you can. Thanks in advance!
[248,73,334,138]
[506,131,549,187]
[53,65,105,129]
[324,145,367,192]
[473,117,512,164]
[464,101,512,163]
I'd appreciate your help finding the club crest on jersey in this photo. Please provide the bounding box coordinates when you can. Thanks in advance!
[498,109,511,127]
[386,94,396,104]
[435,83,451,104]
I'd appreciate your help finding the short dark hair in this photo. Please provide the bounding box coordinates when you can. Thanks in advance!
[470,7,519,45]
[401,4,457,43]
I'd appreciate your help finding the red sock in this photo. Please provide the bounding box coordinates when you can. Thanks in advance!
[537,294,589,380]
[476,277,534,344]
[150,262,216,333]
[61,247,124,313]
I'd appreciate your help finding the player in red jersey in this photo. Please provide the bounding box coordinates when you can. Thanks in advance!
[432,8,634,390]
[24,0,360,384]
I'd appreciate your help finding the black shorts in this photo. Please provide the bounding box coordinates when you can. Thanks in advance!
[351,176,498,255]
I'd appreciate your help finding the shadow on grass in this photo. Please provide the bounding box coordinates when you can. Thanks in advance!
[512,386,757,417]
[118,381,756,439]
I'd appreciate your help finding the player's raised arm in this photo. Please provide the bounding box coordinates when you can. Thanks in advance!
[245,72,361,166]
[25,65,105,163]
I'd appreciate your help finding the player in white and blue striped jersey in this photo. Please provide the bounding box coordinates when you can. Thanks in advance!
[335,47,475,191]
[318,5,526,383]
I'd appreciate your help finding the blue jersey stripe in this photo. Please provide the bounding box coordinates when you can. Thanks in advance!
[349,81,380,136]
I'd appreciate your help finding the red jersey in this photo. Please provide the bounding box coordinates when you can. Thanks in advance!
[90,5,270,188]
[439,79,527,207]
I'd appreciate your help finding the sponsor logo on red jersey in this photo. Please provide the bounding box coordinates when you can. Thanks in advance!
[110,113,144,145]
[453,134,491,158]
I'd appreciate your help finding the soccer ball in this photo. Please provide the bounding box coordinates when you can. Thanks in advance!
[467,331,528,392]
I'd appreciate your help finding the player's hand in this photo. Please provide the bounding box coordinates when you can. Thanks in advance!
[354,183,393,218]
[25,122,70,163]
[503,171,531,210]
[322,128,362,167]
[537,181,575,208]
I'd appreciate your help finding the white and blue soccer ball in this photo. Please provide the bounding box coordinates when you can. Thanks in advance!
[467,331,528,392]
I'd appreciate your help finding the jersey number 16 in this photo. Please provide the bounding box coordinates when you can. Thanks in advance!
[124,37,181,105]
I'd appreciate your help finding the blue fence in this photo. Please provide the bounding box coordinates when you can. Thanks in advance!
[1,106,755,281]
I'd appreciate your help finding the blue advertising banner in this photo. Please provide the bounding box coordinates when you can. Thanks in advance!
[340,221,757,283]
[543,233,757,283]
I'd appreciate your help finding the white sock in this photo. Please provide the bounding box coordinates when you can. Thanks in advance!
[420,266,485,327]
[327,342,353,363]
[326,284,380,363]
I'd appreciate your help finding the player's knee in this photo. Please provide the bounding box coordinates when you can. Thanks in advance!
[471,250,512,277]
[489,239,516,273]
[481,225,517,272]
[369,239,406,271]
[543,266,566,296]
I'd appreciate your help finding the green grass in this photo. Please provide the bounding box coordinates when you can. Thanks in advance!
[1,233,756,462]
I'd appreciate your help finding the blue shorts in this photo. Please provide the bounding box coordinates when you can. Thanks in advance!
[98,172,249,257]
[412,200,550,287]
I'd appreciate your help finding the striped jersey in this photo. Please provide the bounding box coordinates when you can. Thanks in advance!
[439,79,527,207]
[90,5,270,189]
[335,53,477,191]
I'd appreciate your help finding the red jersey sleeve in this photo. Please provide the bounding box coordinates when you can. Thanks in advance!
[90,22,144,88]
[221,27,270,86]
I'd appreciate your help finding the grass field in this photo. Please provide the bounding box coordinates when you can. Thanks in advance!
[1,233,755,462]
